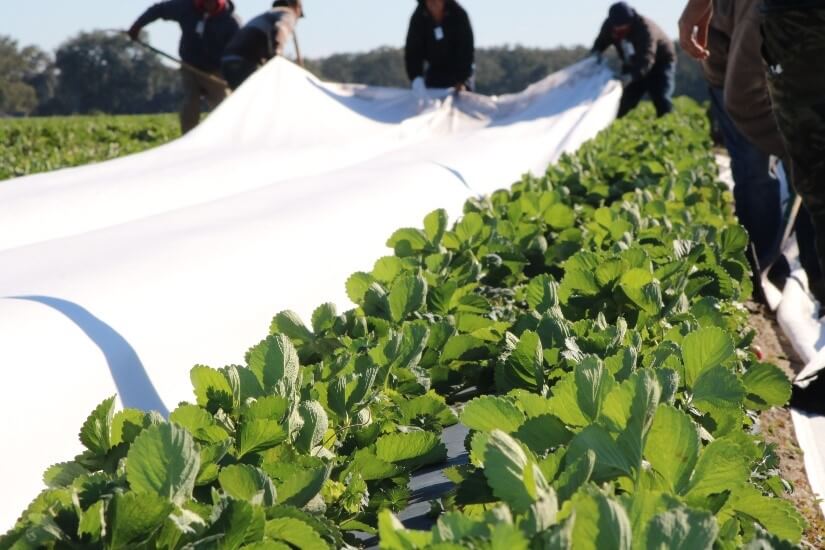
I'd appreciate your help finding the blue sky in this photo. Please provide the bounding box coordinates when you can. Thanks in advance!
[3,1,683,59]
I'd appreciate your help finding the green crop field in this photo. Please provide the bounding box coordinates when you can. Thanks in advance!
[1,101,814,549]
[0,114,178,181]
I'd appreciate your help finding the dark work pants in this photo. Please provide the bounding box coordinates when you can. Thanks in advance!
[763,6,825,301]
[709,87,783,269]
[221,57,260,91]
[711,86,821,289]
[180,69,228,134]
[617,62,675,119]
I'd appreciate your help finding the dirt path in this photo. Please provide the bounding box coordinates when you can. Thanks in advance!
[749,303,825,548]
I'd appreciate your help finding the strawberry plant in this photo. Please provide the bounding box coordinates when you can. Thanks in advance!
[1,100,805,549]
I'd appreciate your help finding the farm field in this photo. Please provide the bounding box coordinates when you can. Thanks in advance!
[1,101,821,549]
[0,114,178,181]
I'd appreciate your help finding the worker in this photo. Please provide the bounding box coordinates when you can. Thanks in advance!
[763,0,825,413]
[221,0,303,91]
[680,0,825,304]
[129,0,240,134]
[405,0,475,92]
[701,1,789,297]
[681,0,825,414]
[592,2,677,118]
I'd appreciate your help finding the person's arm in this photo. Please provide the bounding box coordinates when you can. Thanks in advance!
[591,20,612,54]
[129,1,181,40]
[272,14,296,58]
[454,10,475,85]
[679,0,713,60]
[405,13,426,82]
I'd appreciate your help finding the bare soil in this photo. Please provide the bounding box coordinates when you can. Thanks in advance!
[749,303,825,548]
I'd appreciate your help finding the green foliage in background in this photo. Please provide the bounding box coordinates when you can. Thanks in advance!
[0,114,178,181]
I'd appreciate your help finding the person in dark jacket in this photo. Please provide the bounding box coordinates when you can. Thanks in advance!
[220,0,303,91]
[405,0,475,92]
[592,2,677,118]
[129,0,241,133]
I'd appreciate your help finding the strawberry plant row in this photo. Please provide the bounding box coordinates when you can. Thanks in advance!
[0,115,178,181]
[1,100,804,549]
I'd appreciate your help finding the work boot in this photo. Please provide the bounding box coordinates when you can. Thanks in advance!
[790,372,825,415]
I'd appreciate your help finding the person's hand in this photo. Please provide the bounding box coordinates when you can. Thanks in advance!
[454,82,466,93]
[678,0,713,60]
[127,24,142,41]
[411,76,426,95]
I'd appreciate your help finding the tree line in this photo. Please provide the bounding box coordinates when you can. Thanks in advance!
[0,32,708,117]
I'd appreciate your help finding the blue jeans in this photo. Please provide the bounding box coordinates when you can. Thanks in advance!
[710,87,823,297]
[709,87,784,269]
[617,62,675,118]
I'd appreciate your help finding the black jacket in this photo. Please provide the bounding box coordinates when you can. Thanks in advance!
[405,0,474,88]
[763,0,825,10]
[134,0,241,71]
[592,14,676,80]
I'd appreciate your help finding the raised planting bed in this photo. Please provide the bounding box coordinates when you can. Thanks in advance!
[1,100,810,549]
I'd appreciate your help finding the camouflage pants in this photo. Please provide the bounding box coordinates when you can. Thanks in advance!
[762,6,825,278]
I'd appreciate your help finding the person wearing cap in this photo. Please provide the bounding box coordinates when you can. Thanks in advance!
[128,0,241,133]
[220,0,303,90]
[405,0,475,92]
[592,2,676,118]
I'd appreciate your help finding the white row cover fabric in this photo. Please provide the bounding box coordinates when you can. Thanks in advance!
[0,58,621,529]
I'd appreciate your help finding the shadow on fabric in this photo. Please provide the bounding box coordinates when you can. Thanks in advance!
[9,295,168,416]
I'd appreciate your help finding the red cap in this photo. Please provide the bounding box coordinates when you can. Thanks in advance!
[194,0,227,16]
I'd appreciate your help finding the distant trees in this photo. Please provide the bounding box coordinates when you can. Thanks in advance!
[0,32,708,116]
[305,45,707,100]
[475,46,591,95]
[305,47,408,89]
[0,37,55,116]
[48,31,180,115]
[0,32,180,116]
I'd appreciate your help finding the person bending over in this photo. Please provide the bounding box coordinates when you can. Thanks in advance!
[220,0,303,91]
[592,2,676,118]
[129,0,240,133]
[405,0,475,93]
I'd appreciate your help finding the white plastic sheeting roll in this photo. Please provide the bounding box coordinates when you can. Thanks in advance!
[0,57,621,528]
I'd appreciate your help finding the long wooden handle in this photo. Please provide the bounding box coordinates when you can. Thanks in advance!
[133,35,229,88]
[292,31,304,67]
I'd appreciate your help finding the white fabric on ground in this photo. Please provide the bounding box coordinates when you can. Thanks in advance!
[0,57,621,529]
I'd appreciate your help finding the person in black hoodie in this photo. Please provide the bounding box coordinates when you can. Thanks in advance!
[592,2,677,118]
[405,0,475,92]
[129,0,241,133]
